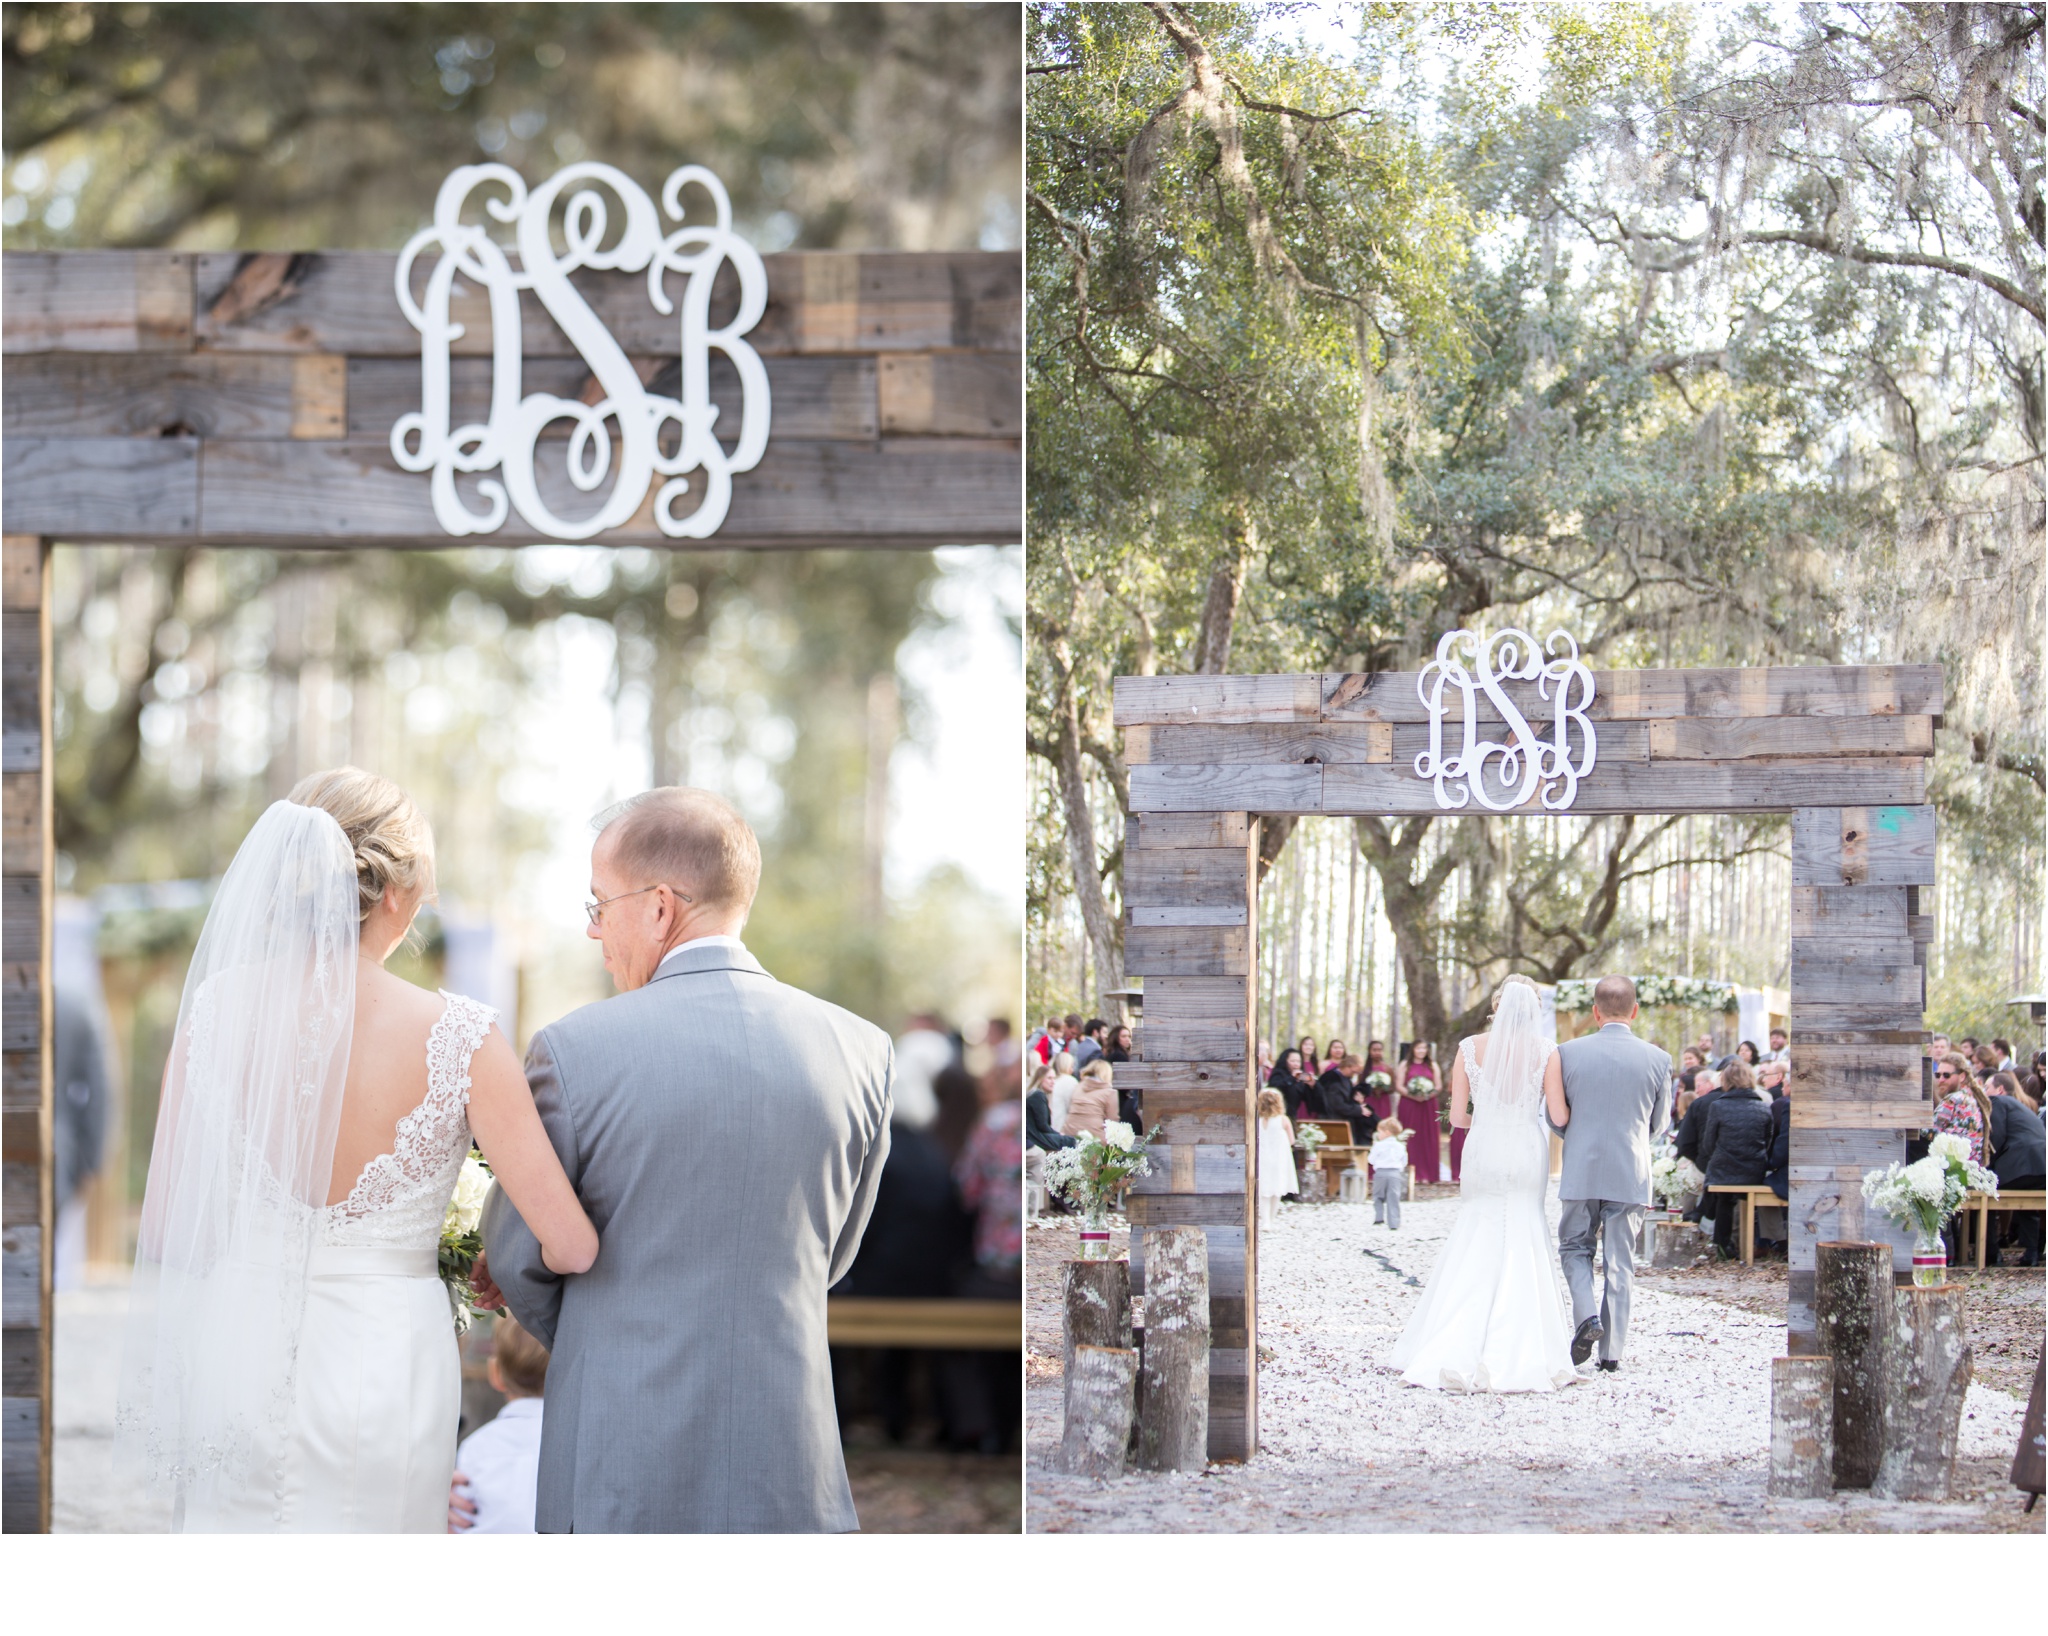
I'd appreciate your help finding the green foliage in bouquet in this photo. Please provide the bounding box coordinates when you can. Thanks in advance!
[1043,1121,1158,1214]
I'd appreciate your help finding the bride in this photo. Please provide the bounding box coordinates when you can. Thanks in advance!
[1386,974,1577,1392]
[115,768,599,1531]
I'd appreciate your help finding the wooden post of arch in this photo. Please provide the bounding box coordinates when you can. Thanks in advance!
[1114,665,1940,1459]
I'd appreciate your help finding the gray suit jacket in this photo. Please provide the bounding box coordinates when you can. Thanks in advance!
[1552,1022,1672,1205]
[481,943,893,1533]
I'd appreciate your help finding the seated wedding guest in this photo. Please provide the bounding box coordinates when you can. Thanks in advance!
[448,1317,549,1534]
[1698,1062,1771,1258]
[1993,1038,2015,1072]
[1931,1053,1992,1164]
[1929,1032,1951,1061]
[1268,1048,1313,1119]
[1062,1059,1118,1141]
[1736,1040,1761,1068]
[1674,1068,1724,1221]
[1679,1046,1704,1072]
[1071,1019,1107,1069]
[1368,1118,1410,1230]
[1973,1042,2002,1083]
[2024,1051,2046,1111]
[1764,1079,1790,1201]
[1987,1070,2047,1267]
[1397,1042,1441,1183]
[1026,1064,1075,1152]
[930,1062,983,1163]
[1764,1027,1790,1064]
[1105,1024,1134,1064]
[1049,1051,1080,1132]
[1255,1088,1298,1227]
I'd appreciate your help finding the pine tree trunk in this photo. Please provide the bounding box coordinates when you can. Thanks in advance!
[1769,1356,1836,1498]
[1059,1345,1138,1478]
[1060,1258,1133,1384]
[1872,1285,1973,1501]
[1135,1226,1211,1471]
[1815,1241,1895,1488]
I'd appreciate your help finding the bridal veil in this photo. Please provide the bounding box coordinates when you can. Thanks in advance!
[114,800,359,1527]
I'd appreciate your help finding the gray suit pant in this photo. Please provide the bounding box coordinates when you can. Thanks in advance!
[1558,1198,1644,1363]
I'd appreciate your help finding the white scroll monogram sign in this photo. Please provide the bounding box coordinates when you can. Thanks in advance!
[1414,628,1599,810]
[392,162,771,541]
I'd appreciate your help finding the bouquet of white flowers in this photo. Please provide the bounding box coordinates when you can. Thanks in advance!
[1862,1135,1997,1241]
[1650,1150,1704,1209]
[1043,1121,1157,1216]
[1361,1070,1392,1093]
[439,1149,495,1333]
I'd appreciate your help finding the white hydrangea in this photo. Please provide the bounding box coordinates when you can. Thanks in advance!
[1903,1155,1949,1204]
[1928,1132,1971,1163]
[1103,1120,1137,1151]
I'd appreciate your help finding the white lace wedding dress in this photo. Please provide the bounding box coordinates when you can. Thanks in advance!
[1386,1028,1577,1393]
[184,992,496,1532]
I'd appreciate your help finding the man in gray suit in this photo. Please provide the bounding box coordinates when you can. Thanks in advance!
[472,787,893,1532]
[1543,975,1671,1373]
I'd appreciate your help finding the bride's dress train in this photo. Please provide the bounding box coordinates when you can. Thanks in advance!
[1386,1032,1576,1393]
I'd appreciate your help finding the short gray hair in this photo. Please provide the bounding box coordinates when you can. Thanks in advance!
[594,786,761,916]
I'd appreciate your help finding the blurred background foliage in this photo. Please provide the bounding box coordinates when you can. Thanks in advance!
[1026,1,2041,1049]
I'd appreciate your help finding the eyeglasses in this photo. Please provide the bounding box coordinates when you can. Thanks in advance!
[584,882,693,927]
[1934,1069,1959,1081]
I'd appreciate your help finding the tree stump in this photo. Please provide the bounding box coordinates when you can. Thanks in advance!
[2012,1351,2044,1508]
[1768,1356,1836,1499]
[1135,1225,1210,1472]
[1650,1220,1710,1269]
[1059,1345,1138,1478]
[1298,1164,1326,1203]
[1060,1257,1132,1392]
[1815,1241,1893,1488]
[1871,1284,1972,1501]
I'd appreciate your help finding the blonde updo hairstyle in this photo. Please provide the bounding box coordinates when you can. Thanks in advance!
[288,766,436,925]
[1491,973,1539,1014]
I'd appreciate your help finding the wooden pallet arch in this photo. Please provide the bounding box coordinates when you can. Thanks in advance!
[0,243,1020,1530]
[1112,663,1942,1462]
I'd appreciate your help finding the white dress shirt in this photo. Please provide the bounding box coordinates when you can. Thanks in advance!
[655,934,750,975]
[453,1397,543,1534]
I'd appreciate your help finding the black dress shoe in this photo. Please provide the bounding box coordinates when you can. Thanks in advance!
[1596,1359,1619,1373]
[1571,1317,1604,1366]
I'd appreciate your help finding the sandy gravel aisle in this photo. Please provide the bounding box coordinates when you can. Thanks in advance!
[1026,1193,2040,1533]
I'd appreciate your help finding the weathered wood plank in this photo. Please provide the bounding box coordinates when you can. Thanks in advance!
[3,352,341,439]
[1126,1192,1248,1228]
[1321,759,1925,817]
[1113,674,1323,726]
[1134,1023,1245,1063]
[1650,715,1933,759]
[1790,1101,1935,1130]
[1127,905,1247,927]
[1789,1043,1925,1100]
[132,249,1023,357]
[1319,665,1941,723]
[1,437,199,537]
[176,436,1018,548]
[877,353,1020,436]
[1791,805,1936,887]
[1127,1144,1246,1194]
[1129,812,1250,849]
[1138,977,1249,1020]
[1,252,193,353]
[1129,764,1324,813]
[1123,848,1253,907]
[1789,886,1913,939]
[1108,1061,1247,1094]
[1786,956,1924,1009]
[1122,924,1250,976]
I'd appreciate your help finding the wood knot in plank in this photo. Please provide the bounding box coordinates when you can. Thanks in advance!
[206,252,314,330]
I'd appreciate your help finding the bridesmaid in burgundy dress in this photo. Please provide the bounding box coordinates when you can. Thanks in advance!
[1396,1040,1442,1183]
[1358,1040,1396,1126]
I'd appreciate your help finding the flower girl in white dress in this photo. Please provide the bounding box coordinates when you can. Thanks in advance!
[1256,1088,1299,1227]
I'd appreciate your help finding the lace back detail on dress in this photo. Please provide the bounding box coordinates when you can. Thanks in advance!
[325,992,495,1247]
[1461,1034,1544,1119]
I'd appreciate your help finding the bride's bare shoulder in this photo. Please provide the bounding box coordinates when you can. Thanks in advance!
[355,963,448,1034]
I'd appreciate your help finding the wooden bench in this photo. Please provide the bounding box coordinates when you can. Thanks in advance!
[1706,1183,1784,1265]
[1959,1189,2048,1270]
[825,1298,1021,1350]
[1299,1120,1364,1190]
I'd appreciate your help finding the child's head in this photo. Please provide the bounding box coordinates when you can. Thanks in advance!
[1376,1117,1407,1141]
[1256,1088,1285,1120]
[487,1315,549,1400]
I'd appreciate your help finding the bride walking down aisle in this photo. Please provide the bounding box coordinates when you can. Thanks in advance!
[1386,976,1577,1393]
